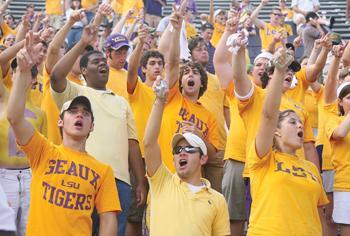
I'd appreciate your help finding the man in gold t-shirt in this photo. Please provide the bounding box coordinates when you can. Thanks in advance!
[7,37,120,236]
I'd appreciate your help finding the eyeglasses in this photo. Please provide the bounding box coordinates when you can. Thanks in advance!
[173,146,202,155]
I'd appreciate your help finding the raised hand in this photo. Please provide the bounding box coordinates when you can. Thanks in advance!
[169,4,184,31]
[17,32,36,72]
[137,25,148,44]
[97,3,113,17]
[317,34,332,50]
[261,0,269,5]
[69,9,86,24]
[332,43,347,58]
[273,47,293,70]
[153,76,169,100]
[225,13,239,33]
[81,24,97,45]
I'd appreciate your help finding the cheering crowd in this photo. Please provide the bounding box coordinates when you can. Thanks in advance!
[0,0,350,235]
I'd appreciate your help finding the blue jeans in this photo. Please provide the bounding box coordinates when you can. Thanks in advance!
[116,179,132,236]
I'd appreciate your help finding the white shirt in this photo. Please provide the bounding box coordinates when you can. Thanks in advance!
[291,0,320,12]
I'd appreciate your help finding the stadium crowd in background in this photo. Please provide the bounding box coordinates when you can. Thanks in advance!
[0,0,350,235]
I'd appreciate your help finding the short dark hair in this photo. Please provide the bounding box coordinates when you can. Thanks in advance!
[188,36,207,55]
[305,12,319,22]
[179,60,208,99]
[140,50,164,69]
[79,50,104,69]
[338,85,350,115]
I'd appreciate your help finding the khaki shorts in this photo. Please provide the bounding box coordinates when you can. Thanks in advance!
[222,159,247,221]
[127,173,149,223]
[322,170,334,193]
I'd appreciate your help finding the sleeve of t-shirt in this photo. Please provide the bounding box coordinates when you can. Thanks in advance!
[324,106,340,141]
[247,139,273,172]
[212,196,231,236]
[19,131,51,170]
[95,166,121,214]
[295,68,311,93]
[50,80,81,109]
[147,163,172,196]
[126,102,139,141]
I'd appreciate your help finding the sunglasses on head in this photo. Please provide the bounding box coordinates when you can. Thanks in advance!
[173,146,202,155]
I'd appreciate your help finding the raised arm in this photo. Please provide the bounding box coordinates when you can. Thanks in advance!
[0,0,12,15]
[127,26,147,94]
[232,35,251,97]
[92,3,113,27]
[208,0,214,24]
[112,9,134,34]
[166,6,182,89]
[15,14,30,43]
[143,77,169,176]
[7,33,37,145]
[46,9,86,73]
[331,113,350,140]
[255,48,288,157]
[324,45,345,104]
[342,41,350,67]
[0,39,25,77]
[250,0,268,30]
[213,14,238,89]
[306,35,331,83]
[51,24,97,93]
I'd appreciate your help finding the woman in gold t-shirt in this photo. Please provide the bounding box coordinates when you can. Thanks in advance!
[247,48,328,236]
[324,80,350,234]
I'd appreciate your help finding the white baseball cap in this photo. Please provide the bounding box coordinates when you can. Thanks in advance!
[253,51,273,64]
[214,9,225,18]
[171,133,207,155]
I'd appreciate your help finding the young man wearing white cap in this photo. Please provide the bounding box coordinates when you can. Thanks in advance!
[7,35,120,235]
[143,77,230,236]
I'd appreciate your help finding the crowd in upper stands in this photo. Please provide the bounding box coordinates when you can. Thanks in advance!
[1,0,350,235]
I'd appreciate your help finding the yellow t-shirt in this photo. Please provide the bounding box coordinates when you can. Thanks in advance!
[224,82,247,162]
[324,104,350,191]
[51,80,138,184]
[304,89,318,129]
[0,101,47,168]
[259,23,287,50]
[211,22,225,48]
[282,8,294,21]
[199,73,227,150]
[148,163,230,236]
[67,72,85,86]
[185,22,198,40]
[46,0,63,15]
[247,141,328,235]
[316,93,336,171]
[20,131,121,236]
[3,70,44,109]
[111,0,144,15]
[159,86,220,173]
[128,79,154,157]
[107,67,128,100]
[285,67,310,104]
[81,0,98,8]
[0,22,16,42]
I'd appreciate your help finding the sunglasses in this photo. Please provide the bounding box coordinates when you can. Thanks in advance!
[172,146,202,155]
[272,13,283,17]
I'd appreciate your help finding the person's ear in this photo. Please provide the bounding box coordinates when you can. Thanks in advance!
[58,118,63,128]
[274,131,282,137]
[200,154,208,165]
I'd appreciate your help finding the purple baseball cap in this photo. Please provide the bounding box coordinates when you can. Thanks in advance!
[104,33,130,51]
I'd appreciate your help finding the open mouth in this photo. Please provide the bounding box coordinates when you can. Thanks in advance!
[297,130,303,138]
[284,76,292,83]
[74,120,83,128]
[98,66,108,73]
[187,80,195,87]
[179,159,188,167]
